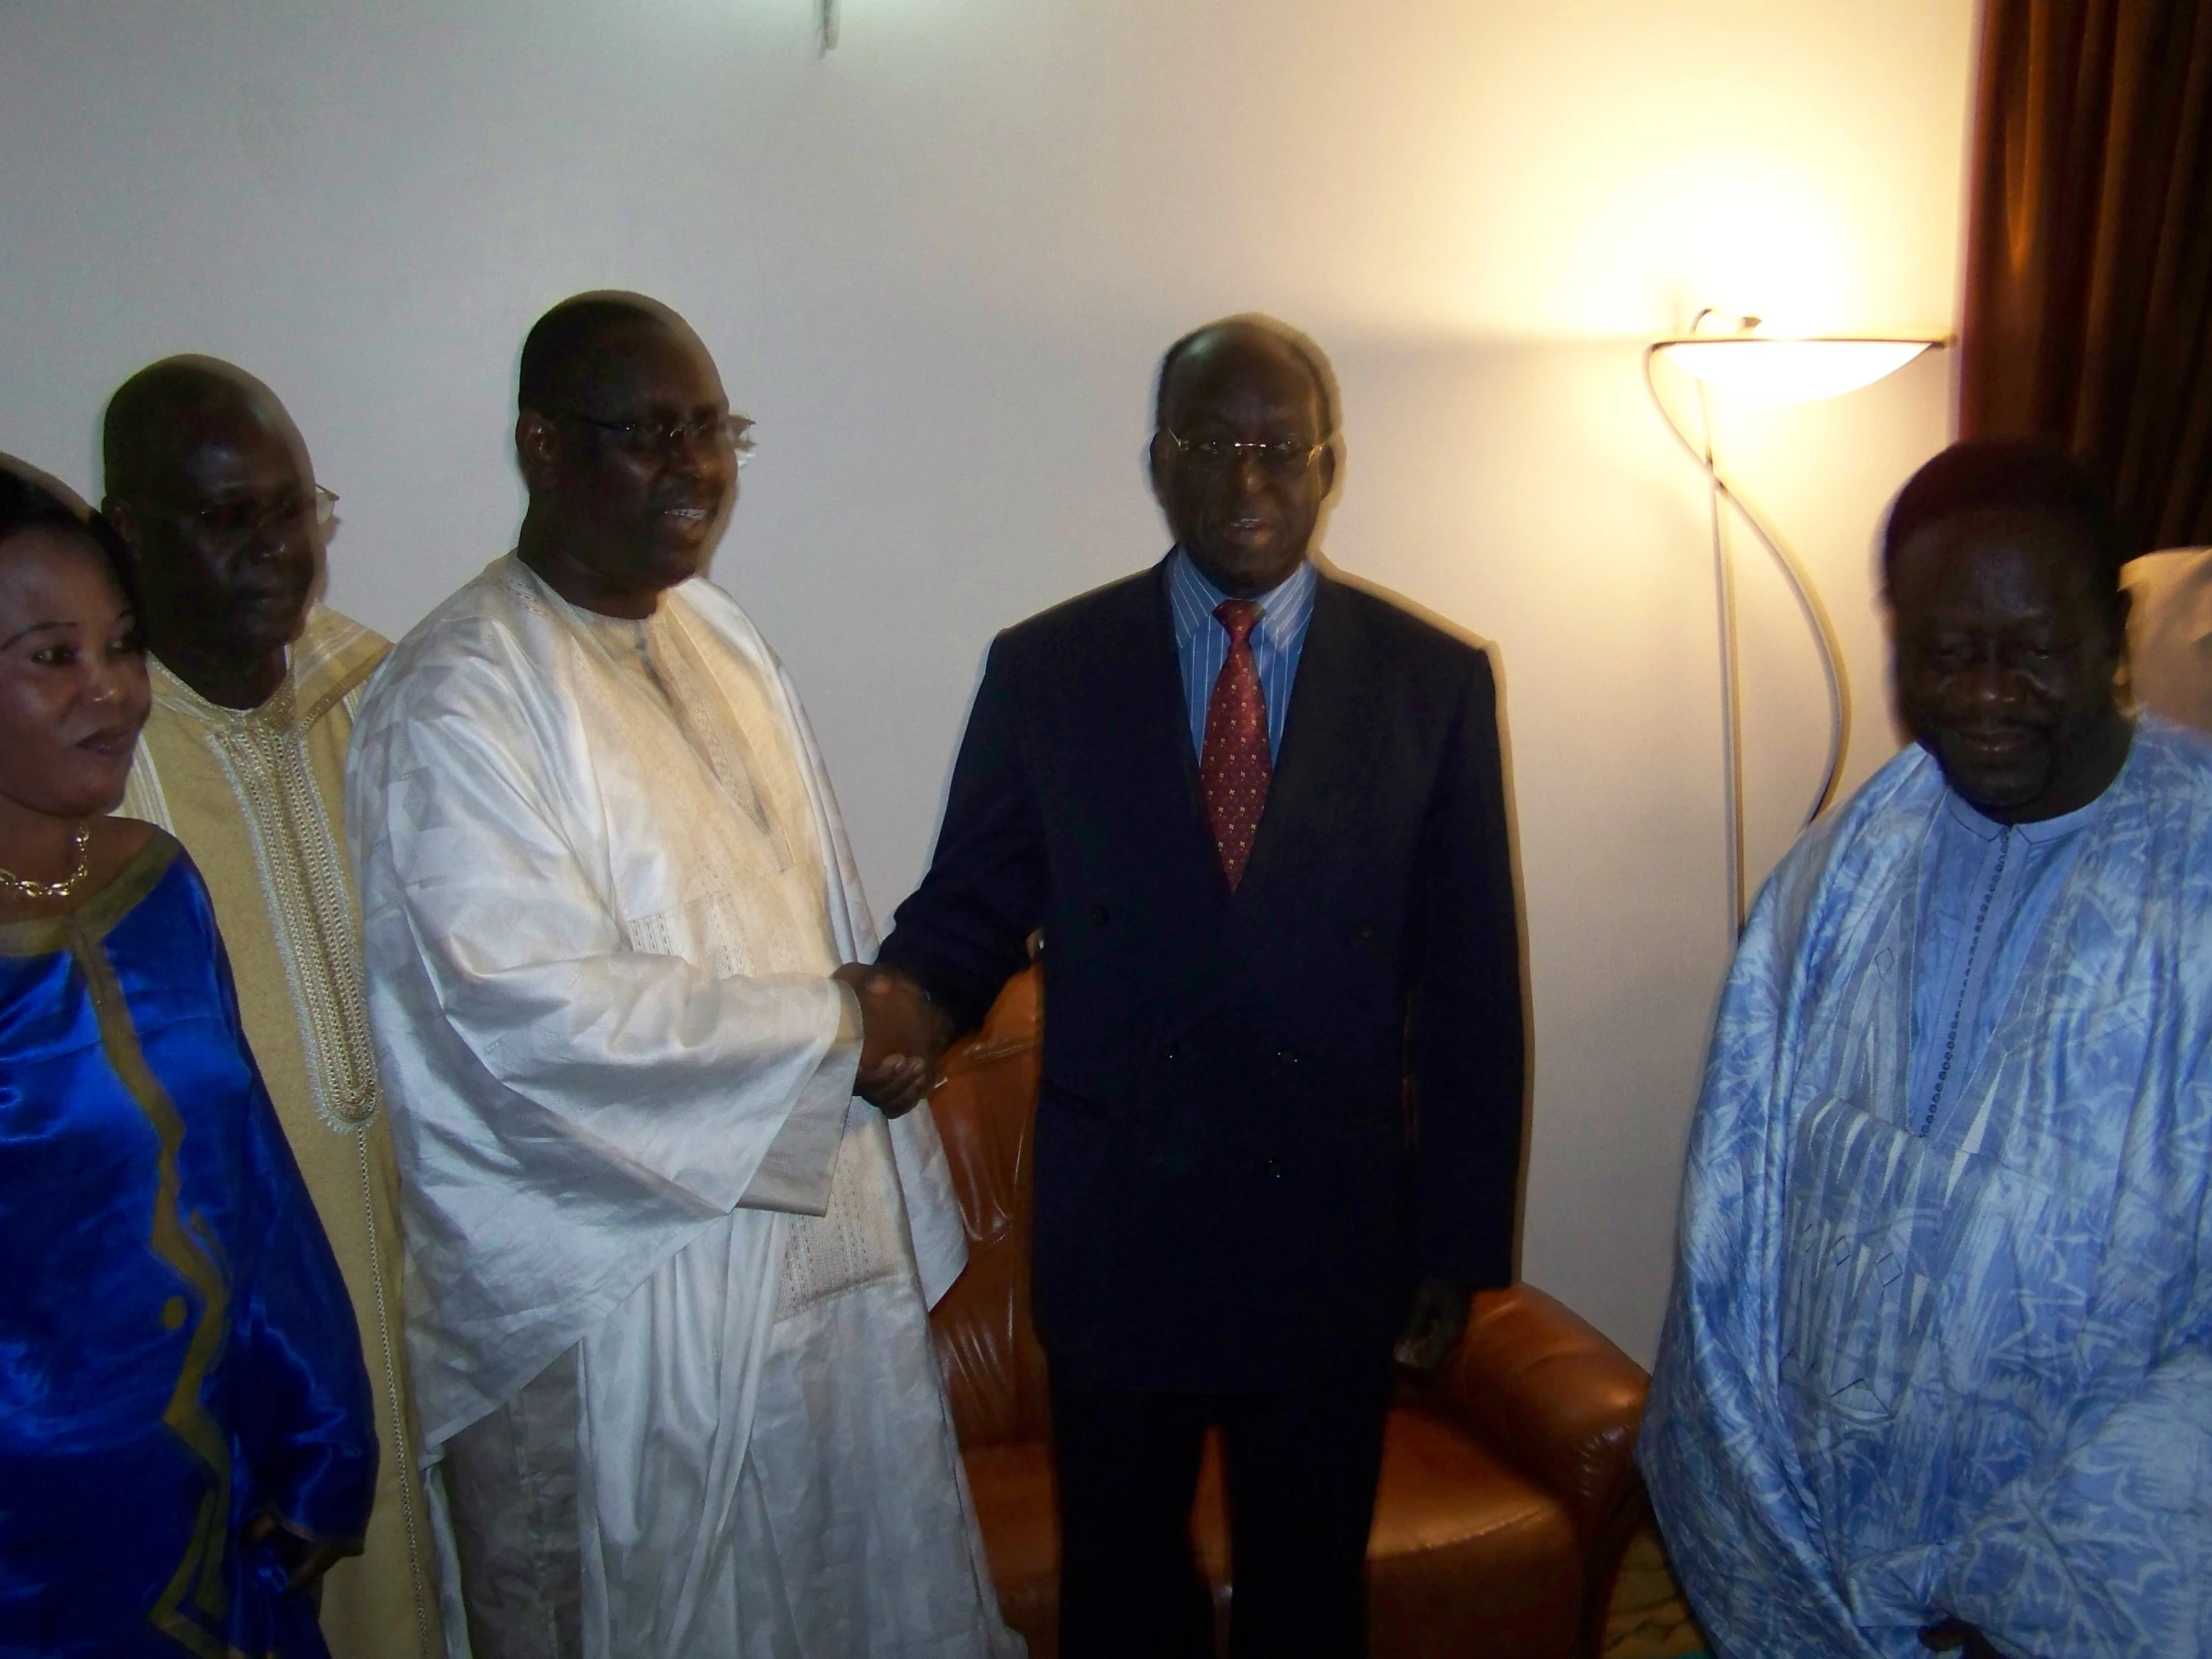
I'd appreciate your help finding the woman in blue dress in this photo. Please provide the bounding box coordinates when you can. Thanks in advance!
[0,469,376,1657]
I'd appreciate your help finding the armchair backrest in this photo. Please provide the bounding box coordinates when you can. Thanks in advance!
[925,964,1054,1448]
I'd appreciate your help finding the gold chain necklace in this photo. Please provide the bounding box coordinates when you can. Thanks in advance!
[0,824,92,901]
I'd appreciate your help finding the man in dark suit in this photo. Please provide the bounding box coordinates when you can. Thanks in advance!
[868,317,1524,1658]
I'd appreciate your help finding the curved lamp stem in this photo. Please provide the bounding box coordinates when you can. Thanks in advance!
[1642,341,1857,935]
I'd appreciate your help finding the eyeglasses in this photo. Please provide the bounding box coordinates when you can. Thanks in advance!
[559,411,757,465]
[136,486,339,544]
[1161,430,1332,477]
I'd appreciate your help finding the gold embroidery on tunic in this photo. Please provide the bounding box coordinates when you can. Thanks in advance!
[120,626,442,1654]
[355,1128,433,1655]
[148,665,380,1130]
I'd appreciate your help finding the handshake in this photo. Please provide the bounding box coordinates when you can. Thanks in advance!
[832,962,956,1116]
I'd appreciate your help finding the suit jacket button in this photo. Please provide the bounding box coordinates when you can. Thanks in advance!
[1162,1040,1179,1062]
[1276,1046,1299,1066]
[1090,903,1109,926]
[1263,1156,1287,1179]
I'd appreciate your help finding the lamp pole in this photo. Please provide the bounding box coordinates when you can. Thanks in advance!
[1643,321,1942,936]
[1699,378,1751,933]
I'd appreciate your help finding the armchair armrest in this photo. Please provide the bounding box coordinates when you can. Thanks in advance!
[1419,1283,1649,1547]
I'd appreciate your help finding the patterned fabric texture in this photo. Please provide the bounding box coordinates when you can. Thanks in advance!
[1200,598,1272,887]
[1641,718,2212,1659]
[1166,547,1316,762]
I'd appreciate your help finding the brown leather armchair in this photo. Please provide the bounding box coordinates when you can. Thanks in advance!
[926,966,1652,1658]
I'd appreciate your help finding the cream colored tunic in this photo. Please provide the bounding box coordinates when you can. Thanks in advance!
[120,605,443,1659]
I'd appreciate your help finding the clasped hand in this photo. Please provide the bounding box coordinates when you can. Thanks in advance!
[241,1507,347,1595]
[1394,1276,1473,1375]
[833,963,952,1117]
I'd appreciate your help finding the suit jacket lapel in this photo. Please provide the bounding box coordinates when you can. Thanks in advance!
[1237,574,1377,903]
[1142,557,1210,822]
[1098,556,1225,891]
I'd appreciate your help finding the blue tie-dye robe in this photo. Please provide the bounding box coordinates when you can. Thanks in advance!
[1641,716,2212,1659]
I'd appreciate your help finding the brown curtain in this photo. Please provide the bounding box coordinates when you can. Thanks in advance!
[1960,0,2212,550]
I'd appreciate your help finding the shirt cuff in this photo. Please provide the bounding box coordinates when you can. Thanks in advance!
[736,977,860,1215]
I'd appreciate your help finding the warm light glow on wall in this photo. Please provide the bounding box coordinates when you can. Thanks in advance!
[1385,7,1975,339]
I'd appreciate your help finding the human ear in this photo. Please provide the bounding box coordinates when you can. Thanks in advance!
[102,496,143,554]
[1145,432,1174,509]
[515,411,563,491]
[2105,584,2133,674]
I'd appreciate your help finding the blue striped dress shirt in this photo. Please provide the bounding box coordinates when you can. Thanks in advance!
[1165,547,1319,763]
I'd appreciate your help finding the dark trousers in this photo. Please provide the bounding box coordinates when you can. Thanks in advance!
[1049,1353,1395,1659]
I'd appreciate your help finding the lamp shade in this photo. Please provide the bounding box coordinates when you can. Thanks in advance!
[1651,336,1939,403]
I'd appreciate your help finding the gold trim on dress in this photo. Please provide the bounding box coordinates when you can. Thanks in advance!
[0,831,178,957]
[32,833,239,1655]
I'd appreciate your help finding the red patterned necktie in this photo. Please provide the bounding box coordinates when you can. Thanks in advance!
[1200,599,1272,888]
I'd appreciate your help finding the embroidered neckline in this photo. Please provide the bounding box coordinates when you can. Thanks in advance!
[140,627,382,1130]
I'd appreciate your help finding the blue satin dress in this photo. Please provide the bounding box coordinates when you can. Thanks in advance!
[0,830,376,1658]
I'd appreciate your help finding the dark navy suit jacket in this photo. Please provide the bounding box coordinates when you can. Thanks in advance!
[878,556,1524,1391]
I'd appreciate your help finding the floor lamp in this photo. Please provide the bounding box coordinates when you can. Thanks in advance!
[1644,314,1947,933]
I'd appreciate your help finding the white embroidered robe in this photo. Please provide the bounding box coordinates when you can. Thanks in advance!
[345,555,1013,1659]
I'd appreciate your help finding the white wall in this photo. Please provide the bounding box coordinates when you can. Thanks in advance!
[0,0,1975,1364]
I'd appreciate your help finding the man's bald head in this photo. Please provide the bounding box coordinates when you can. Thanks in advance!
[518,292,703,418]
[102,356,298,503]
[98,355,321,709]
[1154,317,1338,438]
[511,292,738,618]
[1148,316,1340,597]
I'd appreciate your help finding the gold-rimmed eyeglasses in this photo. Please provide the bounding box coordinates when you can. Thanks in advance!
[559,411,757,466]
[1160,429,1331,478]
[132,485,339,545]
